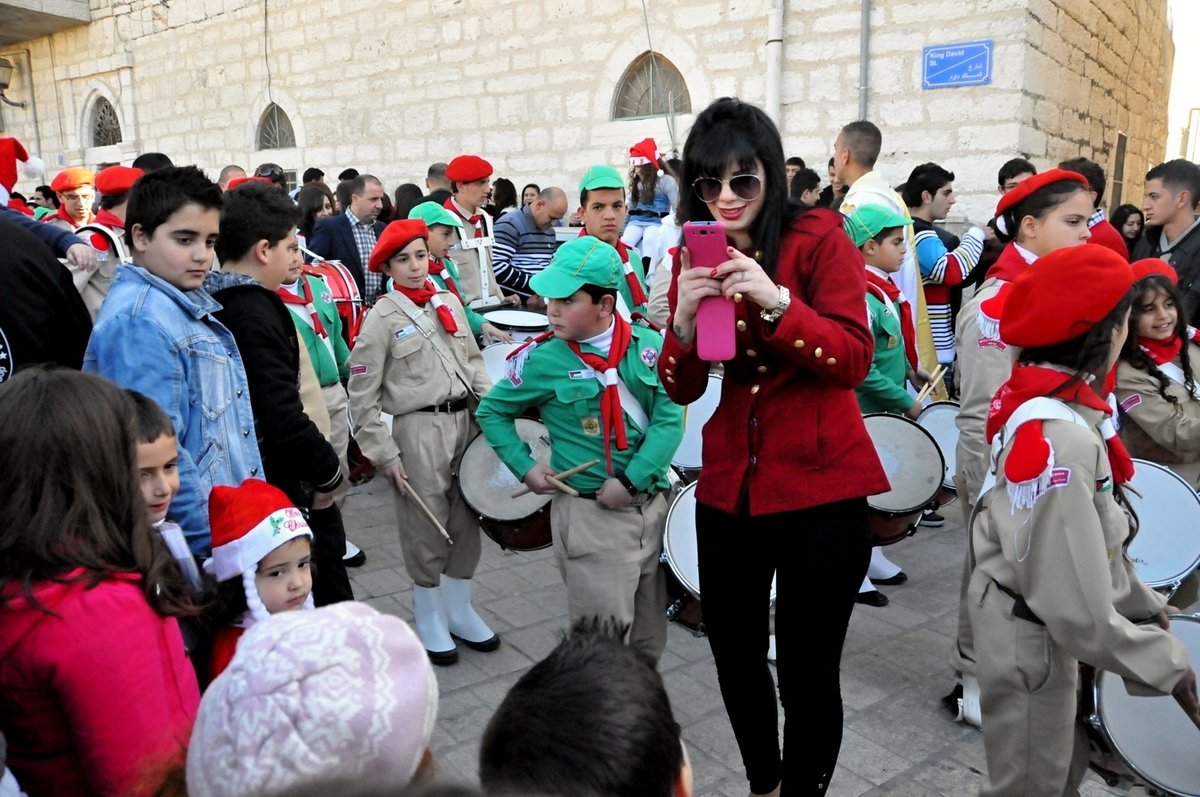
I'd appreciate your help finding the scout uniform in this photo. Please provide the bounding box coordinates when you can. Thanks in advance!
[443,155,507,309]
[475,237,684,661]
[70,165,142,320]
[407,201,497,338]
[576,164,651,323]
[346,219,496,665]
[967,246,1191,797]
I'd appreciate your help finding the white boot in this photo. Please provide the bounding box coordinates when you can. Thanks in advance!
[412,585,457,665]
[868,547,906,583]
[440,575,500,651]
[957,673,983,728]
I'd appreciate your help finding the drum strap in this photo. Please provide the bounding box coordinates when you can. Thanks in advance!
[76,223,129,263]
[982,397,1090,497]
[384,292,483,402]
[1157,360,1200,399]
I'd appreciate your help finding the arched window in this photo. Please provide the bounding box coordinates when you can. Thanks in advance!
[91,97,122,147]
[611,52,691,120]
[256,103,296,150]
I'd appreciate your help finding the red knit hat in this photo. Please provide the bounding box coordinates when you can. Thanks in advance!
[49,166,96,193]
[369,219,430,272]
[1131,257,1176,284]
[1000,244,1134,348]
[994,168,1088,220]
[445,155,493,183]
[94,165,143,196]
[628,138,659,167]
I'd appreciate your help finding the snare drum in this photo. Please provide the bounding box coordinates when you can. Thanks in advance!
[458,418,553,551]
[670,373,722,482]
[303,261,364,345]
[863,413,944,545]
[481,342,524,386]
[483,309,550,341]
[917,400,961,506]
[1124,459,1200,594]
[1083,613,1200,795]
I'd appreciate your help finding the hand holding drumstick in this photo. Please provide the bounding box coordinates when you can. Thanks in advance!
[513,460,601,498]
[380,461,453,545]
[913,363,947,404]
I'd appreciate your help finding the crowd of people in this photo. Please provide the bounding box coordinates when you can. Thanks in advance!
[4,94,1200,797]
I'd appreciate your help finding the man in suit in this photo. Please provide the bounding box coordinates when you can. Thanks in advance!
[306,173,386,304]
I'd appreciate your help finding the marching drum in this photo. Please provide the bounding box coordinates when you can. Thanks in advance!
[1124,459,1200,595]
[482,309,550,341]
[863,413,944,545]
[1083,613,1200,795]
[481,342,524,387]
[458,418,553,551]
[303,261,364,345]
[670,373,723,482]
[916,400,960,506]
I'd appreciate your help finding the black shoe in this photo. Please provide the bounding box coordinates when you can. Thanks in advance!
[452,633,501,652]
[919,510,945,528]
[342,540,366,568]
[855,589,889,607]
[873,571,908,586]
[426,647,459,666]
[942,682,964,717]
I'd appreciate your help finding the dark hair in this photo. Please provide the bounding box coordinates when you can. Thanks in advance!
[35,185,59,207]
[997,158,1037,187]
[297,183,335,240]
[1058,157,1105,207]
[131,152,174,173]
[350,174,381,200]
[335,180,354,213]
[216,181,301,263]
[902,162,955,209]
[99,189,130,211]
[479,618,683,797]
[426,162,447,181]
[579,283,618,304]
[789,168,821,198]
[302,167,324,184]
[254,162,287,188]
[491,178,517,211]
[1110,204,1145,242]
[996,178,1091,244]
[678,97,793,277]
[0,368,195,617]
[1146,159,1200,210]
[521,183,541,207]
[1121,275,1194,403]
[124,165,222,248]
[338,168,359,182]
[786,156,806,169]
[205,536,313,629]
[393,183,424,221]
[127,390,175,444]
[866,225,906,247]
[839,120,882,169]
[378,192,394,224]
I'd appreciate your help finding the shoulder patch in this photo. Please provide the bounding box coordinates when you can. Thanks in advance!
[978,337,1008,351]
[1048,467,1071,489]
[1119,394,1142,412]
[349,364,368,376]
[321,291,332,304]
[640,346,658,367]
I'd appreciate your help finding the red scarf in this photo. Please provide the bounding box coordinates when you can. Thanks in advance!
[93,208,125,230]
[1138,334,1182,366]
[566,315,633,473]
[393,279,458,334]
[577,229,648,305]
[47,204,91,229]
[444,199,484,238]
[428,256,463,302]
[865,270,918,370]
[277,278,328,338]
[984,242,1032,284]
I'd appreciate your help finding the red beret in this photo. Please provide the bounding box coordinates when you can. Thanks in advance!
[7,197,34,216]
[994,168,1089,219]
[94,165,143,196]
[50,167,96,193]
[369,220,430,273]
[1130,257,1176,284]
[225,175,274,191]
[445,155,493,183]
[1000,244,1134,348]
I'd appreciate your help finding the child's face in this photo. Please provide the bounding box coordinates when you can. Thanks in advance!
[262,229,301,291]
[255,536,313,614]
[382,239,431,289]
[1135,286,1178,342]
[426,225,456,259]
[581,188,627,246]
[130,202,220,292]
[864,231,907,273]
[546,290,613,341]
[137,433,179,525]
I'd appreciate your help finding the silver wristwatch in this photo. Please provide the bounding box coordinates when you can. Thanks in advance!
[760,285,791,323]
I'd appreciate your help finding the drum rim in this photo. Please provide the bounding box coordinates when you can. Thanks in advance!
[1090,613,1200,794]
[480,309,551,330]
[916,401,960,491]
[670,372,724,471]
[663,481,702,598]
[1127,458,1200,589]
[863,412,946,514]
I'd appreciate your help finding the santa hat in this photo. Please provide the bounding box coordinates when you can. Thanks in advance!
[628,137,660,167]
[0,137,44,200]
[993,168,1088,236]
[204,479,314,623]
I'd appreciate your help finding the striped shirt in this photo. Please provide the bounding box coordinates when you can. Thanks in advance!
[346,208,381,304]
[913,218,985,363]
[490,206,557,297]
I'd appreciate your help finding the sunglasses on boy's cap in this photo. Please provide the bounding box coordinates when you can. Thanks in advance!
[255,165,286,184]
[692,173,763,204]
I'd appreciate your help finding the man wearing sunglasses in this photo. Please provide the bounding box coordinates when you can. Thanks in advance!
[44,167,97,231]
[254,163,290,193]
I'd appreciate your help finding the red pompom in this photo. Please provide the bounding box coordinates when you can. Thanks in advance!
[1004,420,1051,484]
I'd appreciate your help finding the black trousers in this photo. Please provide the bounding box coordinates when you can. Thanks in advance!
[696,497,870,796]
[307,504,355,605]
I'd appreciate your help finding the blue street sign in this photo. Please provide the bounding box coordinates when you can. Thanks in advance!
[922,40,993,89]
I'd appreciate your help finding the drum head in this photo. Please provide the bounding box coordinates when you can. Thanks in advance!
[1125,459,1200,590]
[1094,614,1200,795]
[482,343,523,387]
[671,374,723,470]
[483,310,550,331]
[459,419,552,521]
[864,413,944,514]
[917,401,960,490]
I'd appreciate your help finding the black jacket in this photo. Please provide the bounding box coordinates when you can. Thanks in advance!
[204,270,342,504]
[1133,220,1200,320]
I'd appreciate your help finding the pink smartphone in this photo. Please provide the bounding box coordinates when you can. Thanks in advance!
[682,221,736,361]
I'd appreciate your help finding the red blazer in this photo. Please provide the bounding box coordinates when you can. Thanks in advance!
[659,208,889,515]
[1088,219,1130,261]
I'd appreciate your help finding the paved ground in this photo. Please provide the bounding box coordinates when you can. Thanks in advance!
[340,478,1139,796]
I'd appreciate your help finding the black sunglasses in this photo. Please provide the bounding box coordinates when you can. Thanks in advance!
[692,173,763,203]
[255,166,285,181]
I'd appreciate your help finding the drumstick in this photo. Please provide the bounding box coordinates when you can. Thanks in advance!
[399,479,454,545]
[915,364,947,404]
[510,459,601,498]
[546,475,580,497]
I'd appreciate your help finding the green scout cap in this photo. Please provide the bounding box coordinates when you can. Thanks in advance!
[842,204,913,247]
[530,237,622,298]
[408,201,463,229]
[580,164,624,192]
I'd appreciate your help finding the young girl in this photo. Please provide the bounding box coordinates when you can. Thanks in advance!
[0,368,199,797]
[347,219,496,665]
[621,138,679,265]
[969,244,1199,796]
[204,478,315,679]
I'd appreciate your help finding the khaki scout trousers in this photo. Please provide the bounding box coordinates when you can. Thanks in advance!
[969,581,1091,797]
[391,409,482,587]
[549,491,668,662]
[321,382,350,504]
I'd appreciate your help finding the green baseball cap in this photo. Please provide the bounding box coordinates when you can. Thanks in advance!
[842,204,913,247]
[579,164,624,192]
[408,201,463,229]
[530,237,623,298]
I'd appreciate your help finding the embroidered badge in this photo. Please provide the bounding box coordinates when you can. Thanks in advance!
[321,291,332,304]
[640,347,658,367]
[1048,468,1071,490]
[1096,475,1113,492]
[581,416,601,436]
[978,337,1008,351]
[349,364,369,376]
[1119,394,1142,412]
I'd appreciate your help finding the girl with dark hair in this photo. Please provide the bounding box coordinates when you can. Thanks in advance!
[968,244,1199,795]
[520,183,540,208]
[0,367,201,796]
[296,183,334,246]
[1111,203,1145,252]
[622,138,679,267]
[659,97,889,797]
[490,178,518,216]
[393,182,424,222]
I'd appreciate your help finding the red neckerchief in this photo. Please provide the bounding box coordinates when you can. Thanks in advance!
[566,315,633,473]
[277,278,328,339]
[47,204,90,229]
[444,198,484,238]
[984,242,1031,284]
[428,256,463,302]
[394,279,458,334]
[987,363,1134,484]
[1138,334,1182,366]
[865,270,918,370]
[93,208,125,230]
[576,228,647,305]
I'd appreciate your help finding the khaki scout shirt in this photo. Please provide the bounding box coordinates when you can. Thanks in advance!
[1116,346,1200,487]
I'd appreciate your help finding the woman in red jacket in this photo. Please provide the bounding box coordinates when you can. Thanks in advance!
[659,97,889,797]
[0,368,201,797]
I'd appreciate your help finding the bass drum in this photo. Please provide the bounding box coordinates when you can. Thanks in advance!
[916,400,960,506]
[303,261,364,346]
[458,418,553,551]
[863,413,944,545]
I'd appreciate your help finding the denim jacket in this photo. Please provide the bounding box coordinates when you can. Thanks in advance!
[84,263,262,556]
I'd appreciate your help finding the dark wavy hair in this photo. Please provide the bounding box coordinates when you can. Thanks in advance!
[996,178,1090,245]
[297,183,335,240]
[1120,275,1194,404]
